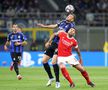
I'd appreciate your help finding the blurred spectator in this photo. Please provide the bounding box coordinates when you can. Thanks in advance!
[6,6,15,16]
[30,39,37,51]
[96,0,108,12]
[0,0,108,14]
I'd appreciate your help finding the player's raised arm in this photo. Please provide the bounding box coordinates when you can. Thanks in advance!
[45,30,64,48]
[48,30,64,43]
[45,33,57,48]
[37,23,58,29]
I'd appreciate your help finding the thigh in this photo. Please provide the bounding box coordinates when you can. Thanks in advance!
[17,53,22,61]
[57,57,67,65]
[10,52,21,62]
[68,55,80,65]
[44,46,55,58]
[44,42,57,58]
[42,54,51,63]
[52,54,58,64]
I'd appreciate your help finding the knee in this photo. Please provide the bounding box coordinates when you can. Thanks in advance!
[79,67,85,72]
[52,55,58,65]
[42,59,48,63]
[13,61,18,65]
[52,59,57,65]
[59,63,65,69]
[42,56,49,63]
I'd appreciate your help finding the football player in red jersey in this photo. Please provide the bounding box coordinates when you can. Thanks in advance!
[48,28,95,88]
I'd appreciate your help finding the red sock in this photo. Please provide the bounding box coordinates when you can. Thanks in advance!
[81,71,91,84]
[61,67,73,84]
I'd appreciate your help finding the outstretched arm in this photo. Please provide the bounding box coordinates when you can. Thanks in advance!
[37,23,58,29]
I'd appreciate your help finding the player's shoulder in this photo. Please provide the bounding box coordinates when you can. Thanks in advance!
[70,21,75,25]
[58,30,66,36]
[72,37,77,42]
[17,32,24,36]
[58,30,66,34]
[8,32,13,36]
[59,20,66,24]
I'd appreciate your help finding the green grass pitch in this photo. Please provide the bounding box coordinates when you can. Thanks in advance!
[0,67,108,90]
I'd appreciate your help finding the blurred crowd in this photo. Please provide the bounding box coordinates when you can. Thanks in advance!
[0,0,40,13]
[0,0,108,51]
[74,0,108,13]
[0,0,108,13]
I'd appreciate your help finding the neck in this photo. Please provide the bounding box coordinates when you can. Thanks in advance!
[67,34,73,38]
[13,31,17,33]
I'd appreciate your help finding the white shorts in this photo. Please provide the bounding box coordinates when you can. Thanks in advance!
[57,55,79,65]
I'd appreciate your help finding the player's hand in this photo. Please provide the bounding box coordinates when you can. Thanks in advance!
[15,42,21,46]
[45,42,51,48]
[4,45,8,51]
[79,59,83,65]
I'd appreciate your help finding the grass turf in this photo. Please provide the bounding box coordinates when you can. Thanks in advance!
[0,67,108,90]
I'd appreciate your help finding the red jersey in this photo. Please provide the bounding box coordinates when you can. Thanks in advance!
[58,32,78,56]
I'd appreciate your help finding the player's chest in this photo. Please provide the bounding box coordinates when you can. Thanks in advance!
[59,23,69,29]
[60,37,74,47]
[10,34,22,40]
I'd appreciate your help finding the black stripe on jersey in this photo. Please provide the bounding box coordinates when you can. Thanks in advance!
[14,34,17,52]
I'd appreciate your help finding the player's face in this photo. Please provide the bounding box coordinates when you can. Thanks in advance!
[11,24,18,32]
[66,14,74,22]
[68,28,75,37]
[17,27,22,32]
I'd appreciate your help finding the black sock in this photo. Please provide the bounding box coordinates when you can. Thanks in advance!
[13,62,19,75]
[53,64,60,82]
[43,62,53,79]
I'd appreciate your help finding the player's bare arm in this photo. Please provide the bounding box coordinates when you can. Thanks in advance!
[4,41,10,51]
[48,30,65,43]
[45,30,65,48]
[37,23,58,29]
[15,41,27,46]
[45,33,55,48]
[74,47,83,65]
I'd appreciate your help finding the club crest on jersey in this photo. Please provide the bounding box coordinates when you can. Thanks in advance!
[18,35,21,39]
[62,39,73,46]
[70,42,73,45]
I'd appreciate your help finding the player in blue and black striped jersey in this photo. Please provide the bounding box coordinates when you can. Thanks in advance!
[4,24,27,80]
[37,14,75,88]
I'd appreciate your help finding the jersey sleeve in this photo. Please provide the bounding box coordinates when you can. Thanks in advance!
[20,33,27,41]
[57,20,65,27]
[73,39,78,48]
[7,33,11,41]
[58,31,65,38]
[57,21,62,27]
[70,22,75,28]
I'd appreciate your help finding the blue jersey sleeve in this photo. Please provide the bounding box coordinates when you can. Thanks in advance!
[19,32,27,41]
[57,20,65,27]
[70,22,75,27]
[7,33,12,41]
[22,33,27,41]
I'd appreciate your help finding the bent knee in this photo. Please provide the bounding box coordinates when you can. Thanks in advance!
[52,59,57,65]
[42,55,50,63]
[59,63,65,68]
